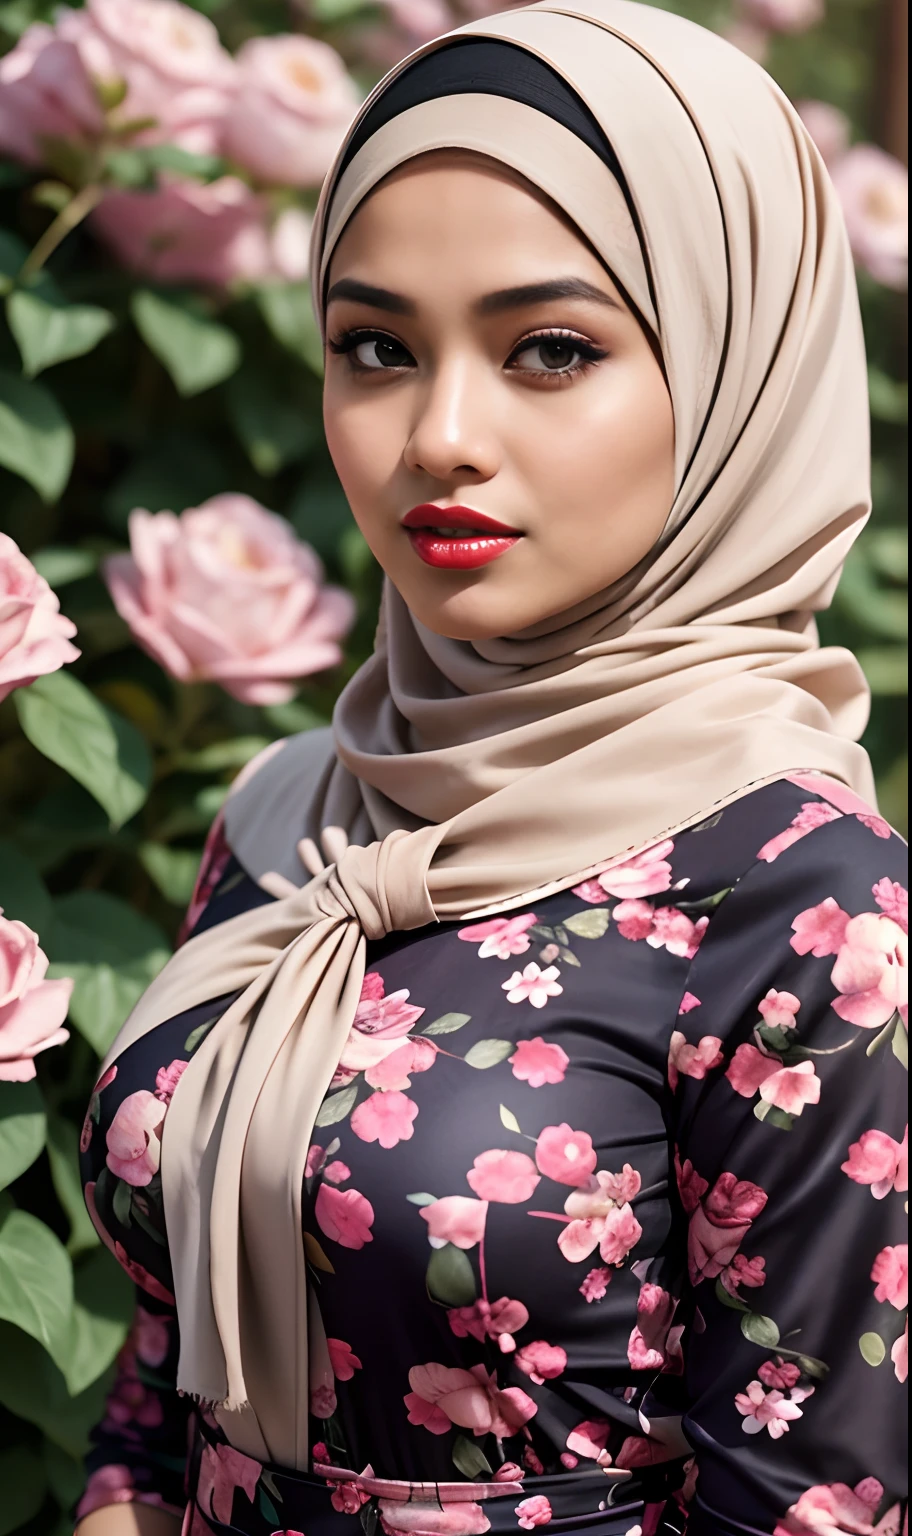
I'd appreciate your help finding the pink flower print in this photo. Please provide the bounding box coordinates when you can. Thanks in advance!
[365,1036,437,1091]
[758,990,801,1030]
[858,813,892,839]
[667,1032,723,1091]
[678,992,701,1014]
[493,1462,524,1482]
[327,1338,362,1380]
[311,1379,337,1418]
[831,913,907,1029]
[467,1149,540,1203]
[534,1124,597,1186]
[725,1043,779,1098]
[509,1036,569,1087]
[759,1061,821,1116]
[448,1296,529,1350]
[514,1340,567,1383]
[153,1058,188,1104]
[457,912,538,959]
[421,1196,488,1250]
[197,1441,261,1524]
[76,1465,137,1518]
[133,1306,169,1367]
[758,1358,802,1390]
[873,879,908,934]
[720,1253,767,1297]
[378,1502,492,1534]
[312,1441,330,1464]
[734,1379,808,1437]
[523,1447,544,1474]
[601,1164,642,1204]
[790,898,851,958]
[577,841,676,901]
[559,1173,642,1265]
[572,879,611,905]
[871,1243,908,1308]
[891,1318,907,1383]
[674,1152,708,1214]
[614,899,656,940]
[80,1064,118,1152]
[340,987,426,1074]
[688,1172,767,1285]
[106,1091,166,1187]
[405,1362,537,1439]
[502,963,563,1009]
[351,1090,419,1149]
[627,1284,677,1371]
[516,1496,553,1530]
[315,1184,375,1249]
[774,1480,884,1536]
[842,1126,908,1198]
[305,1142,326,1178]
[102,1348,164,1433]
[361,972,385,1003]
[647,908,709,959]
[560,1452,579,1469]
[579,1266,612,1302]
[758,801,842,863]
[566,1419,611,1464]
[85,1183,176,1304]
[324,1160,350,1185]
[332,1483,370,1514]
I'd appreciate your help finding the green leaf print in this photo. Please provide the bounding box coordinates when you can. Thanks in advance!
[859,1332,887,1366]
[741,1313,781,1348]
[452,1434,493,1479]
[406,1194,438,1206]
[499,1105,522,1135]
[463,1040,513,1069]
[426,1244,476,1306]
[315,1085,358,1127]
[423,1013,472,1036]
[563,909,611,939]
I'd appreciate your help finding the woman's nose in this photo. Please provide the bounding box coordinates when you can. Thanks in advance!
[402,358,501,483]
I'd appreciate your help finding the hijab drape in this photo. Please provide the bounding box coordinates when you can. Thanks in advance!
[99,0,875,1472]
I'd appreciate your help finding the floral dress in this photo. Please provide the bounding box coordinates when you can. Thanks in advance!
[77,776,908,1536]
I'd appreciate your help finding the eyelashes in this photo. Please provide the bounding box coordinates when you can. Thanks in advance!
[327,326,608,382]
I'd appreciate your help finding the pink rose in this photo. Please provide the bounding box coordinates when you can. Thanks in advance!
[0,912,71,1082]
[566,1419,611,1463]
[420,1195,487,1250]
[790,897,851,957]
[104,497,353,705]
[758,1357,801,1391]
[378,1501,491,1534]
[734,1379,808,1437]
[458,913,538,960]
[871,1244,908,1309]
[405,1362,537,1439]
[534,1124,597,1186]
[797,100,851,166]
[514,1340,567,1383]
[842,1126,908,1198]
[675,1152,708,1213]
[734,0,823,34]
[831,146,908,291]
[516,1496,553,1530]
[340,985,425,1075]
[106,1090,166,1186]
[647,908,708,959]
[579,1266,612,1302]
[582,840,675,900]
[467,1149,540,1204]
[351,1089,419,1150]
[327,1338,362,1380]
[509,1036,569,1087]
[891,1318,907,1384]
[758,1061,821,1116]
[153,1058,187,1104]
[197,1440,261,1524]
[0,24,104,168]
[0,535,79,705]
[830,913,907,1029]
[448,1295,529,1349]
[223,35,359,189]
[758,802,841,863]
[775,1482,883,1536]
[613,899,656,940]
[725,1043,780,1098]
[667,1032,723,1091]
[315,1184,375,1249]
[873,879,908,934]
[757,990,801,1030]
[688,1172,767,1285]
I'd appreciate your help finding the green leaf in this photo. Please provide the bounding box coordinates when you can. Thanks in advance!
[131,289,241,397]
[0,1205,73,1356]
[0,1080,47,1192]
[451,1434,493,1480]
[46,891,170,1056]
[868,367,908,425]
[42,1438,85,1513]
[740,1312,780,1349]
[859,1331,886,1367]
[15,670,152,830]
[256,281,324,374]
[423,1013,472,1036]
[858,646,908,696]
[0,1444,45,1536]
[0,229,28,292]
[30,544,98,587]
[314,1084,358,1127]
[7,285,115,376]
[0,1318,114,1459]
[563,909,611,938]
[62,1247,133,1396]
[426,1243,476,1307]
[499,1105,521,1135]
[762,1106,795,1131]
[174,736,271,773]
[892,1018,908,1069]
[405,1193,438,1206]
[227,368,319,476]
[558,945,581,967]
[312,0,370,18]
[794,1353,830,1380]
[46,1114,100,1256]
[0,838,52,933]
[111,1176,133,1228]
[714,1276,749,1312]
[463,1038,514,1069]
[262,700,329,735]
[184,1016,219,1053]
[139,842,201,906]
[0,367,74,502]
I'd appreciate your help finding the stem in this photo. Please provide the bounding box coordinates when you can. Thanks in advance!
[21,183,105,278]
[478,1232,488,1303]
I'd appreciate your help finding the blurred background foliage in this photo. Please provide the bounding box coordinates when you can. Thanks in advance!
[0,0,907,1530]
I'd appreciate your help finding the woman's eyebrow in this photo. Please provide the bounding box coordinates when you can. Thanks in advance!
[325,278,415,314]
[476,278,622,314]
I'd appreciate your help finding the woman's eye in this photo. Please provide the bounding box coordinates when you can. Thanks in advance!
[509,336,599,375]
[353,336,413,369]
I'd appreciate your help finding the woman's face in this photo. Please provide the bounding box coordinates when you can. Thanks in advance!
[323,153,675,641]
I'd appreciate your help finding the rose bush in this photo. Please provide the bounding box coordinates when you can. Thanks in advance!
[0,0,906,1528]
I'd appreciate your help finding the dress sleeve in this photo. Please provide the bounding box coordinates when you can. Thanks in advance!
[670,811,907,1536]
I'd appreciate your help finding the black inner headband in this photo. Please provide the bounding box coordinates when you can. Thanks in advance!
[337,38,625,186]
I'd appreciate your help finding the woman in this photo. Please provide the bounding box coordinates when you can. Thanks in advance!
[75,4,908,1535]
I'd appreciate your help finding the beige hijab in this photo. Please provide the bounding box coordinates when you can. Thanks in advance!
[101,0,876,1473]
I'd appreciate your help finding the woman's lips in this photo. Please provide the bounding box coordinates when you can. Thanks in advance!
[402,504,523,570]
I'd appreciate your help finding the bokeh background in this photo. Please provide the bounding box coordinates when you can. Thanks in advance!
[0,0,907,1529]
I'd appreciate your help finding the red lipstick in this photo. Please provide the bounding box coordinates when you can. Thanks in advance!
[401,504,522,570]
